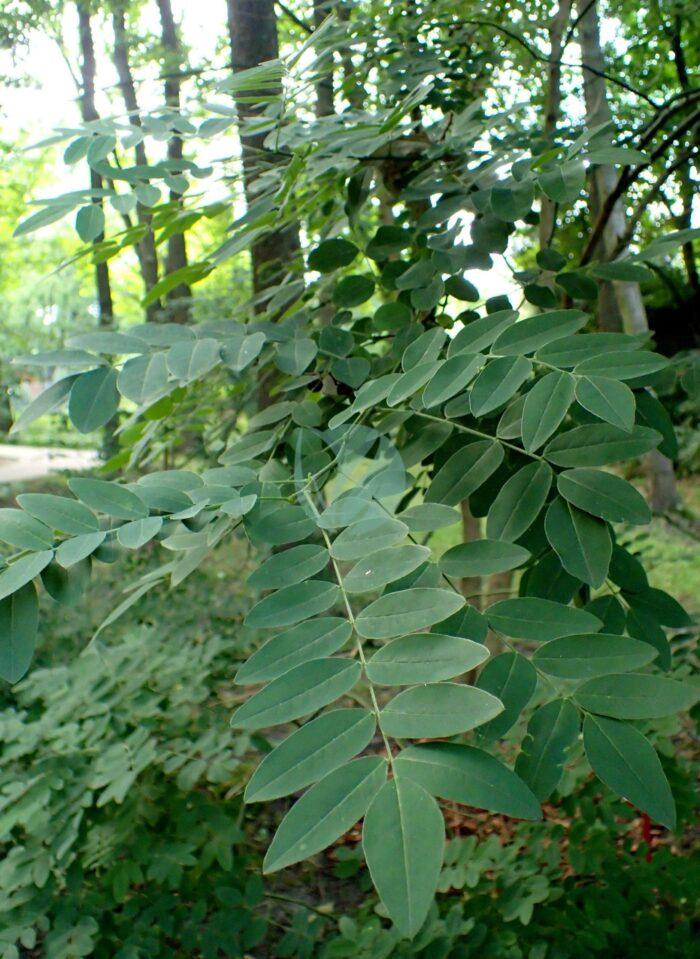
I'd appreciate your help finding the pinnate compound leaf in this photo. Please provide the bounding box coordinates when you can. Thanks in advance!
[439,540,530,578]
[395,743,541,820]
[380,682,503,738]
[0,582,39,684]
[476,651,537,739]
[486,461,552,542]
[246,709,375,803]
[244,580,340,629]
[231,658,361,729]
[557,469,651,525]
[516,699,580,801]
[574,673,698,719]
[583,715,675,829]
[486,598,602,640]
[264,756,386,873]
[355,588,465,639]
[235,618,352,685]
[545,497,611,588]
[366,633,488,685]
[363,777,444,939]
[533,634,657,679]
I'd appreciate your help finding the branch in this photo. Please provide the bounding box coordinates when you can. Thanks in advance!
[275,1,313,34]
[580,109,700,266]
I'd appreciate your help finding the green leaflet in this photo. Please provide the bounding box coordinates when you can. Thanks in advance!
[439,540,530,578]
[245,502,316,545]
[387,361,442,406]
[533,634,657,679]
[521,371,575,451]
[575,376,635,432]
[535,332,642,368]
[425,440,504,505]
[244,581,340,629]
[330,517,408,560]
[544,497,611,588]
[422,354,483,408]
[583,715,675,829]
[317,495,383,529]
[486,461,552,542]
[0,508,54,550]
[9,375,77,435]
[68,478,148,521]
[476,651,537,739]
[275,338,318,375]
[16,493,99,535]
[470,355,533,416]
[395,743,541,820]
[245,708,375,802]
[41,558,91,606]
[516,699,580,801]
[402,328,447,370]
[355,588,465,639]
[231,658,361,729]
[235,618,352,684]
[264,756,386,873]
[625,587,691,627]
[380,682,503,738]
[486,598,602,641]
[247,544,330,590]
[308,237,358,272]
[399,504,461,532]
[220,430,276,465]
[363,777,445,939]
[557,469,651,525]
[69,366,120,433]
[0,582,39,684]
[0,551,54,602]
[543,424,661,467]
[55,531,106,568]
[117,517,163,550]
[491,310,587,355]
[344,545,430,593]
[574,673,698,719]
[117,353,170,404]
[447,309,517,356]
[573,350,668,380]
[333,274,375,307]
[366,633,488,684]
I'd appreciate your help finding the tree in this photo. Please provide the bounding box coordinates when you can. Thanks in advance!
[3,2,698,942]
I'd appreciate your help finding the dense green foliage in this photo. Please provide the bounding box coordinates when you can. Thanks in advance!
[0,0,698,952]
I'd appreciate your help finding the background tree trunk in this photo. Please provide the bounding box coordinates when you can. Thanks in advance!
[112,4,161,321]
[77,2,113,329]
[225,0,301,305]
[156,0,191,323]
[577,0,678,511]
[313,0,334,117]
[539,0,571,252]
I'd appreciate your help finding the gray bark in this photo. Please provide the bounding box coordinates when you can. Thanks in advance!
[539,0,572,251]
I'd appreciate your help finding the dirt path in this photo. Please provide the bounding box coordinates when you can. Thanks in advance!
[0,443,98,484]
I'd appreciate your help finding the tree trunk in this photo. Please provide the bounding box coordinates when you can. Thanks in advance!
[77,2,114,328]
[111,5,161,320]
[156,0,191,323]
[313,0,334,117]
[225,0,301,302]
[577,0,678,511]
[539,0,571,251]
[669,15,699,294]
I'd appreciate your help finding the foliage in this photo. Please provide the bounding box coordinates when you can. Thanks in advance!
[1,0,699,946]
